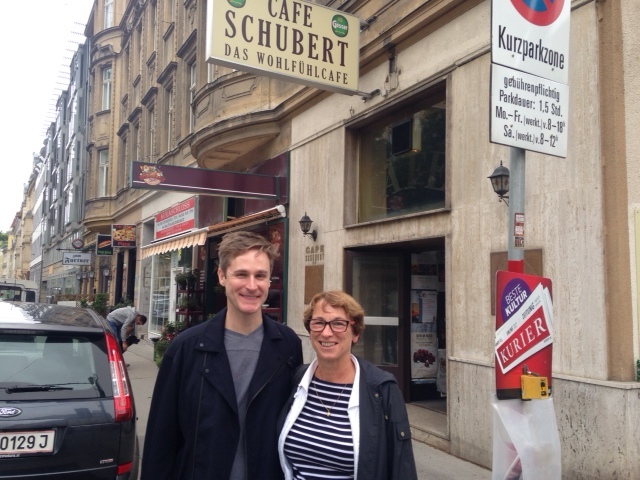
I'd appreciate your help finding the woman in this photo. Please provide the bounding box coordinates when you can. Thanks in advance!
[278,291,418,480]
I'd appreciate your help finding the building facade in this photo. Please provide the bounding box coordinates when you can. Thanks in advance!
[32,39,94,300]
[14,0,640,476]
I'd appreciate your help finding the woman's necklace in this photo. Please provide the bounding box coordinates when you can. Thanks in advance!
[312,379,348,417]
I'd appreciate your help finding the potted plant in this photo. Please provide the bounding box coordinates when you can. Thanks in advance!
[164,321,177,335]
[177,296,188,311]
[153,338,170,367]
[186,269,199,288]
[153,320,188,367]
[91,293,109,317]
[174,320,186,332]
[175,272,189,289]
[187,297,199,311]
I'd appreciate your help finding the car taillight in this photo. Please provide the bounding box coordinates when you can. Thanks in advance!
[105,333,133,423]
[117,461,132,475]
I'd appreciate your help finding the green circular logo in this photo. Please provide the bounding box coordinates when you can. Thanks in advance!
[227,0,245,8]
[332,15,349,37]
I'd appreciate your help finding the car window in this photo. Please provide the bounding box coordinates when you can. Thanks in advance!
[0,333,113,400]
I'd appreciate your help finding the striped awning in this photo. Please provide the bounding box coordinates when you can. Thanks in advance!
[140,227,209,259]
[207,205,286,236]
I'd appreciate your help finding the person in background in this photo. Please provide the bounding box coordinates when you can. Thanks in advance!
[105,305,146,352]
[142,231,303,480]
[278,290,418,480]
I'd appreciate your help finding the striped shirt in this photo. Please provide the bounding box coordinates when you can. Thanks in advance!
[283,377,355,479]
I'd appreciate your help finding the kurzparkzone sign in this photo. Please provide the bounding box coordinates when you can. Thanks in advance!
[491,0,570,85]
[490,63,568,157]
[206,0,360,95]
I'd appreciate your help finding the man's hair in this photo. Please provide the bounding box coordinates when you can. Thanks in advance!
[303,290,365,337]
[217,231,279,273]
[138,314,148,325]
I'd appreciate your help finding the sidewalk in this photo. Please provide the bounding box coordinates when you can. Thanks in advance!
[124,338,491,479]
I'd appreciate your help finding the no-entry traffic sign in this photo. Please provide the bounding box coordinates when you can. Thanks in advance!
[510,0,565,27]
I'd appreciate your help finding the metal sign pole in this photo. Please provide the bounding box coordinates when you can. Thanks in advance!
[508,147,525,273]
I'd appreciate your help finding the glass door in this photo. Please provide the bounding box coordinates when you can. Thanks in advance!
[345,251,406,394]
[149,252,171,335]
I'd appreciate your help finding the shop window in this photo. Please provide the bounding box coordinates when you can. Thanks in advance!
[356,89,446,223]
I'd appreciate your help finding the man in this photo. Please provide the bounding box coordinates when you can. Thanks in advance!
[141,231,303,480]
[105,306,147,352]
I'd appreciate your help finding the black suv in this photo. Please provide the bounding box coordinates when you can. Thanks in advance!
[0,302,138,479]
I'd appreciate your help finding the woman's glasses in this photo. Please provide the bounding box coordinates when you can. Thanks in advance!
[308,318,353,332]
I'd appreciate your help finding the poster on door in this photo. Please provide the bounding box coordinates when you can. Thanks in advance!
[410,290,438,327]
[411,252,444,291]
[411,326,438,380]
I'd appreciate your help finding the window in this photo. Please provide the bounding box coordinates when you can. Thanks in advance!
[119,136,127,188]
[75,141,81,173]
[98,150,109,197]
[133,123,140,161]
[66,150,73,184]
[167,88,173,150]
[104,0,113,29]
[64,192,71,225]
[0,333,111,401]
[151,2,157,52]
[101,67,112,111]
[149,108,155,159]
[49,210,55,239]
[356,90,446,223]
[189,63,196,133]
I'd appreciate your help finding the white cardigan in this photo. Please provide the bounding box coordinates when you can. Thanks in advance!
[278,355,362,480]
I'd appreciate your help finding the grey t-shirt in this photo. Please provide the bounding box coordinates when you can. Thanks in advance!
[225,325,264,480]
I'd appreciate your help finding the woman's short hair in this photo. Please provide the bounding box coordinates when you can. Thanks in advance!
[303,290,365,337]
[217,231,279,273]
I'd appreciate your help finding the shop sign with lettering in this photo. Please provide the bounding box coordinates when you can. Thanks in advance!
[155,198,196,240]
[206,0,360,94]
[63,252,92,266]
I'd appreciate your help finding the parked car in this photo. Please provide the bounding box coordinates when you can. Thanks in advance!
[0,302,138,479]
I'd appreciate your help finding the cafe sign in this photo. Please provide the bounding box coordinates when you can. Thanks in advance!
[206,0,360,95]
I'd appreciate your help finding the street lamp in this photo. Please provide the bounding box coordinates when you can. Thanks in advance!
[299,212,317,241]
[103,268,111,277]
[488,161,510,206]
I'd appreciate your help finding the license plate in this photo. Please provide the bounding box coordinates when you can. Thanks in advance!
[0,430,55,455]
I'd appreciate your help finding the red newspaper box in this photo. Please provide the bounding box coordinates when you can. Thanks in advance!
[495,271,553,400]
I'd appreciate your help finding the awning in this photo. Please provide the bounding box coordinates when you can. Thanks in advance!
[207,205,286,236]
[140,227,209,259]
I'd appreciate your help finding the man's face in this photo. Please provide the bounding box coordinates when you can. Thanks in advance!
[217,249,270,317]
[135,316,143,326]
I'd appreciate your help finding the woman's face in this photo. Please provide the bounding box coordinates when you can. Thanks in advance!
[309,301,360,365]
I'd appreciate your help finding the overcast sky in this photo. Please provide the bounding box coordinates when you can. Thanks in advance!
[0,0,93,232]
